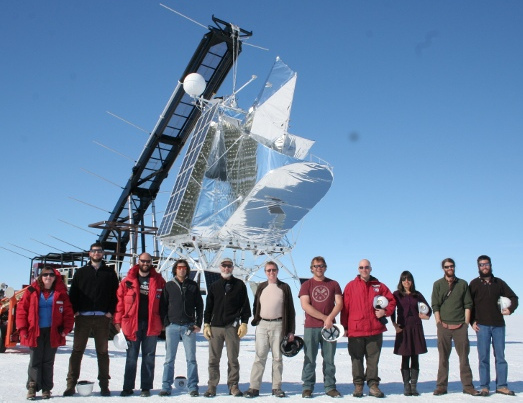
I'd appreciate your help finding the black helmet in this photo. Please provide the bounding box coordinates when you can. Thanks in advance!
[280,335,304,357]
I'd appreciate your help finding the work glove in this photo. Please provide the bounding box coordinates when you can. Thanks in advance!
[237,323,248,339]
[203,323,212,340]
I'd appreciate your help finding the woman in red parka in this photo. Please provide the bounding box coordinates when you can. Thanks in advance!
[16,266,74,400]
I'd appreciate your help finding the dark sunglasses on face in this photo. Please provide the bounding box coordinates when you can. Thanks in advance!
[221,263,233,268]
[266,268,278,273]
[42,273,56,278]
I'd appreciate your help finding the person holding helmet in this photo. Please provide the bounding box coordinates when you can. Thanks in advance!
[299,256,343,398]
[469,255,519,396]
[114,252,166,397]
[159,259,203,397]
[202,257,251,397]
[17,266,74,400]
[431,258,480,396]
[244,261,296,398]
[340,259,395,398]
[391,270,432,396]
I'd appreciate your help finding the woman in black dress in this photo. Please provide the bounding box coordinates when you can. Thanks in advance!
[392,271,431,396]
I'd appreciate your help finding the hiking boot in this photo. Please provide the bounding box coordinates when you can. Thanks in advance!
[496,387,515,396]
[27,382,36,401]
[120,389,134,397]
[42,390,52,400]
[353,384,364,398]
[189,390,199,397]
[302,389,313,398]
[100,387,111,397]
[203,387,216,398]
[480,388,489,397]
[159,390,171,396]
[229,384,243,397]
[433,387,447,396]
[140,389,151,397]
[272,389,286,398]
[369,384,385,398]
[63,387,75,397]
[326,389,342,398]
[244,389,259,398]
[463,387,481,396]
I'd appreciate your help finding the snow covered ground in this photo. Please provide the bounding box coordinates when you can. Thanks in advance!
[1,315,521,402]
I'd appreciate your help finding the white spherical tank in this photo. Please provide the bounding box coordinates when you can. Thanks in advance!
[183,73,206,97]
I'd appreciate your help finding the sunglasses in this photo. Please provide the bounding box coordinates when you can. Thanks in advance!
[42,273,56,278]
[221,263,233,268]
[139,259,152,264]
[90,249,104,253]
[312,264,325,269]
[266,268,278,273]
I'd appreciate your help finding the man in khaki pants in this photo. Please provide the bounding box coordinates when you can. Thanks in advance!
[431,258,480,396]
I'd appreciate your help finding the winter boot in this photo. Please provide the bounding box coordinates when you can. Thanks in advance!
[410,369,420,396]
[401,369,412,396]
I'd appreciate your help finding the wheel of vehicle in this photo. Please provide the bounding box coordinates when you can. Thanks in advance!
[0,323,7,353]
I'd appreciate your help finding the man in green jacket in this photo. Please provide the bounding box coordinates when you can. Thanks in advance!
[431,258,479,396]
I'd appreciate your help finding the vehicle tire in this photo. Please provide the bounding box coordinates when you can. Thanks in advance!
[0,323,7,353]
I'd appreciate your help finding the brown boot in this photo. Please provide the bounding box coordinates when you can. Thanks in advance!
[27,382,37,400]
[353,384,364,398]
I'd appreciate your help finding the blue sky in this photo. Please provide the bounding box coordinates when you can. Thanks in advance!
[1,1,522,304]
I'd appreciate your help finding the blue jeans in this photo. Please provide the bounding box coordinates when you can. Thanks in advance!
[476,324,508,389]
[123,320,158,391]
[162,323,198,392]
[301,327,337,392]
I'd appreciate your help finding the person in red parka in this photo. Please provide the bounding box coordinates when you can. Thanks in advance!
[340,259,395,398]
[16,266,74,400]
[114,252,166,397]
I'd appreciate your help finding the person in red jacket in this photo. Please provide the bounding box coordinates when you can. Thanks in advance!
[16,266,74,400]
[340,259,395,398]
[114,252,166,397]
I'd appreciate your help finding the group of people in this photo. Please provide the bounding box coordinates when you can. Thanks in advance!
[15,244,518,400]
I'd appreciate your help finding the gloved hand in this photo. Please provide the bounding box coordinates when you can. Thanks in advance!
[203,323,212,340]
[237,323,248,338]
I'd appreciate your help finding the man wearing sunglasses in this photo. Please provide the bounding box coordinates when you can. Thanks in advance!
[114,253,166,397]
[63,242,119,397]
[340,259,395,398]
[469,255,518,396]
[299,256,343,399]
[244,261,296,398]
[203,257,251,398]
[431,258,480,396]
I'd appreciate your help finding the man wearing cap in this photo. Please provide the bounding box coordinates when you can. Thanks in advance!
[469,255,519,396]
[299,256,343,399]
[159,259,203,397]
[244,261,296,398]
[340,259,395,398]
[203,257,251,397]
[114,252,166,397]
[432,258,480,396]
[63,242,119,397]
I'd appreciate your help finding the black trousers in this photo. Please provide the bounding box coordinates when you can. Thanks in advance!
[28,327,57,392]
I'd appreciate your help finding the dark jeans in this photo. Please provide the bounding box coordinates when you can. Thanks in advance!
[348,333,383,386]
[27,327,57,392]
[123,320,158,391]
[66,315,111,389]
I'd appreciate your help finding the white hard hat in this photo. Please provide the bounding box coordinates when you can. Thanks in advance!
[498,296,511,312]
[373,295,389,309]
[175,376,187,390]
[321,324,343,342]
[76,381,94,396]
[418,302,429,315]
[113,330,128,350]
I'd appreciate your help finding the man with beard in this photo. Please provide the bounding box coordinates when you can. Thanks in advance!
[431,258,480,396]
[202,257,251,398]
[469,255,519,396]
[63,243,119,396]
[114,252,166,397]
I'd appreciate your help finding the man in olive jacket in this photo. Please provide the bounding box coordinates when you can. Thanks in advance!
[431,258,479,396]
